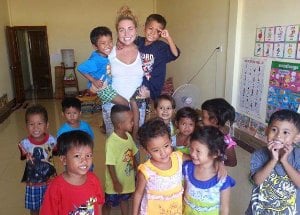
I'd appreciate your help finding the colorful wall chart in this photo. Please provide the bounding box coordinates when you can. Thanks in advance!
[254,24,300,59]
[266,61,300,121]
[238,58,266,118]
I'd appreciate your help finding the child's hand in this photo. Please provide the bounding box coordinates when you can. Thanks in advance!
[160,29,170,39]
[268,141,281,161]
[92,79,103,89]
[113,181,123,193]
[26,153,34,164]
[279,144,293,163]
[138,86,150,99]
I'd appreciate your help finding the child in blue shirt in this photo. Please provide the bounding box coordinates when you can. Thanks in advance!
[57,97,94,139]
[78,26,128,106]
[246,109,300,214]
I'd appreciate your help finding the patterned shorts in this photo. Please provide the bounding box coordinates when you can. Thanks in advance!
[97,85,118,104]
[104,193,132,207]
[25,184,48,210]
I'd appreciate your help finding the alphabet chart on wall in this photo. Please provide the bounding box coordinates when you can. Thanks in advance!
[238,58,266,118]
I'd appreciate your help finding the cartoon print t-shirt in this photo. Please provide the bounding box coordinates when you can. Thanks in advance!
[104,132,138,194]
[18,134,57,183]
[40,172,105,215]
[246,147,300,214]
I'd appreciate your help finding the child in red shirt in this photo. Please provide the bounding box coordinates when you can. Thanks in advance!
[41,130,104,215]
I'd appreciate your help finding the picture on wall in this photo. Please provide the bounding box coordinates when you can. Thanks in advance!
[285,25,299,42]
[284,43,297,59]
[238,58,266,118]
[254,24,300,59]
[273,43,284,58]
[263,43,273,57]
[266,61,300,121]
[265,27,275,42]
[254,43,264,57]
[275,26,286,42]
[256,27,265,42]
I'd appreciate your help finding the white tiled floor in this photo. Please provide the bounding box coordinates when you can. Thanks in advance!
[0,99,252,214]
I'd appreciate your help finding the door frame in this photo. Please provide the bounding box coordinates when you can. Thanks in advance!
[6,26,52,103]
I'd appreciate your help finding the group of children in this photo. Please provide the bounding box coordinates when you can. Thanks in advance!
[18,6,300,215]
[19,94,300,215]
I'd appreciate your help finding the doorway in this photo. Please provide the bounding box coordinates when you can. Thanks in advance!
[6,26,53,103]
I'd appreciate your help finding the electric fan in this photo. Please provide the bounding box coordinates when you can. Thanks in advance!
[172,47,220,111]
[172,83,201,111]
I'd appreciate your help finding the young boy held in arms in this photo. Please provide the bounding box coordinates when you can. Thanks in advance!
[78,26,128,106]
[135,13,180,101]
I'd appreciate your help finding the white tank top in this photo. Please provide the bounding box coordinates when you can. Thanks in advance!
[109,47,143,100]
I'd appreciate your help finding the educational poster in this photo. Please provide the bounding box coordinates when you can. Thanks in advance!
[263,43,273,57]
[275,26,286,42]
[266,61,300,121]
[254,43,263,57]
[254,24,300,59]
[273,43,284,58]
[265,27,275,42]
[256,28,265,42]
[284,43,297,59]
[285,25,299,42]
[239,58,266,118]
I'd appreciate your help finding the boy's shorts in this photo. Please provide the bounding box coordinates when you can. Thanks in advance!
[97,85,118,104]
[104,193,132,207]
[25,184,48,210]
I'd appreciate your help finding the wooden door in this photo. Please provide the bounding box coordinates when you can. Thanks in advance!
[6,26,25,104]
[28,28,53,99]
